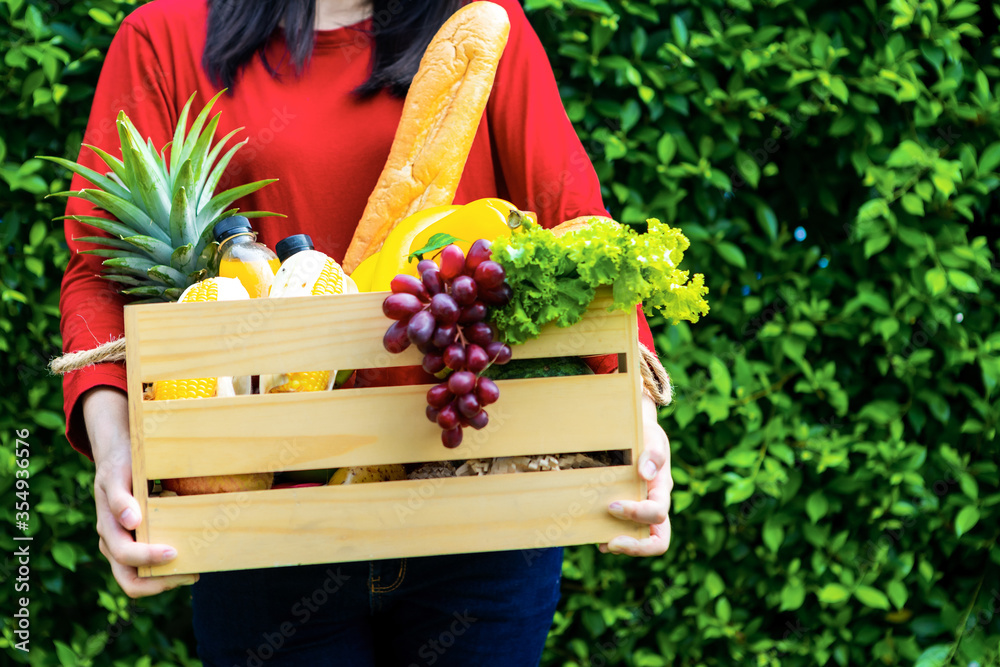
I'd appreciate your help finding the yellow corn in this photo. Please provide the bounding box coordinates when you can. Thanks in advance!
[267,258,352,393]
[268,370,330,394]
[312,259,346,294]
[151,279,219,400]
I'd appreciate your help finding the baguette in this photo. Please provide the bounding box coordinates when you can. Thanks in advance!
[551,215,615,237]
[342,1,511,274]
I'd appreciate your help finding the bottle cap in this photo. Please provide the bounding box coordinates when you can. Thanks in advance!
[276,234,314,262]
[213,216,253,243]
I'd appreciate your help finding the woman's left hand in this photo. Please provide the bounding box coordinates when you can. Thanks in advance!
[599,394,672,557]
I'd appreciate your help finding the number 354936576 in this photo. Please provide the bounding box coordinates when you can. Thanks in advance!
[14,429,30,524]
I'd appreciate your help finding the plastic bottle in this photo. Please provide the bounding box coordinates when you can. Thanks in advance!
[214,217,280,298]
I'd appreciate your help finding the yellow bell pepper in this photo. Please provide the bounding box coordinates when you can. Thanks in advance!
[349,251,380,292]
[369,205,461,291]
[368,199,526,291]
[397,198,516,276]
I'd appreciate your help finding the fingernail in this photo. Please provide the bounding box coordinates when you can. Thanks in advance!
[121,508,138,527]
[642,460,657,480]
[608,502,625,517]
[162,547,178,560]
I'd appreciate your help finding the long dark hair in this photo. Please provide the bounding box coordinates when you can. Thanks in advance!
[203,0,464,98]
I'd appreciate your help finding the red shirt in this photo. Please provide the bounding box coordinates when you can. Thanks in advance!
[60,0,657,458]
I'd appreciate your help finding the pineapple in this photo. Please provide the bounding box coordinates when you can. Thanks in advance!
[44,91,280,302]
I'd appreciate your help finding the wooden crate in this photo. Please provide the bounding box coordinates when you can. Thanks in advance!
[125,288,646,576]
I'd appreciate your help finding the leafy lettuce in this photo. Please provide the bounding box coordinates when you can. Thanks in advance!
[490,217,710,344]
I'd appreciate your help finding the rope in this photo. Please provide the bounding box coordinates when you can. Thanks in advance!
[638,343,672,406]
[48,338,126,375]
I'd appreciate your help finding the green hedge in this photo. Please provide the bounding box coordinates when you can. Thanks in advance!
[1,0,998,665]
[532,0,1000,665]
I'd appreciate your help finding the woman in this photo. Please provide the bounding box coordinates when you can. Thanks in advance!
[62,0,673,663]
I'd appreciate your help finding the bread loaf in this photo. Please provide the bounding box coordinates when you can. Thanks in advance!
[343,2,511,273]
[551,215,615,237]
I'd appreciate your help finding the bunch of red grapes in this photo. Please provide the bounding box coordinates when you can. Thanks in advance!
[382,239,513,448]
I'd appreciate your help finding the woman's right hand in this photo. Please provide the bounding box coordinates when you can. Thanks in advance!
[82,386,199,597]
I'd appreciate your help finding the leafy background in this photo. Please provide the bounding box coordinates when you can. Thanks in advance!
[1,0,998,665]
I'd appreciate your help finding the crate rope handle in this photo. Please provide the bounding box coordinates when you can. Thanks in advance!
[638,343,672,406]
[48,337,125,375]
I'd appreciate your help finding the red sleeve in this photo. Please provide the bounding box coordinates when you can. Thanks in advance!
[59,20,177,459]
[484,0,657,369]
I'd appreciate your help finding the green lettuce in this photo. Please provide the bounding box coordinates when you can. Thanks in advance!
[490,217,710,344]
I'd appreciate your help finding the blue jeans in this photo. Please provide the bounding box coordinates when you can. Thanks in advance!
[191,548,563,666]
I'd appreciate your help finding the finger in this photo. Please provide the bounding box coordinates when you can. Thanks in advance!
[608,499,669,525]
[99,517,179,569]
[102,544,198,598]
[607,522,672,558]
[638,423,670,482]
[96,461,142,531]
[608,472,672,524]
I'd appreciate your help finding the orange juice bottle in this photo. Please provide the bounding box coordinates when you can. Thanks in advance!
[213,217,280,298]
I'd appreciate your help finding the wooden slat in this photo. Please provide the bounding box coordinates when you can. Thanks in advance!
[125,290,627,382]
[124,313,151,547]
[625,302,648,502]
[140,466,645,576]
[140,373,636,478]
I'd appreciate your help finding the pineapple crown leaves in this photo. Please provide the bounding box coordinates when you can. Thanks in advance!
[39,90,284,301]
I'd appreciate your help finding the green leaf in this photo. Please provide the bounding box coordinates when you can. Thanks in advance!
[34,410,64,430]
[703,570,725,598]
[817,583,850,604]
[924,267,947,295]
[725,477,755,505]
[976,141,1000,175]
[806,491,829,523]
[671,15,688,49]
[735,150,760,188]
[915,646,952,667]
[408,233,466,261]
[887,580,908,609]
[780,583,806,611]
[762,516,784,553]
[755,204,778,241]
[864,235,891,258]
[657,134,676,165]
[709,357,733,396]
[54,641,80,667]
[955,505,980,537]
[946,269,979,293]
[715,597,731,623]
[88,7,114,25]
[52,542,77,571]
[716,241,746,269]
[900,193,924,215]
[886,140,925,167]
[855,585,890,610]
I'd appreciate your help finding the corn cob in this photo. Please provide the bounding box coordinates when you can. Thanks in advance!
[261,251,357,394]
[148,277,273,496]
[150,277,248,400]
